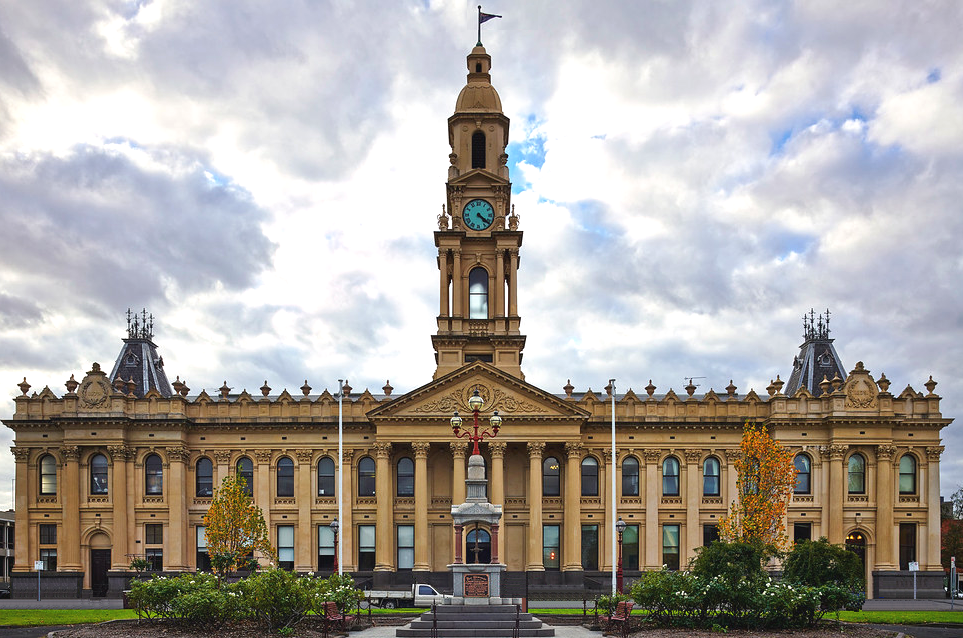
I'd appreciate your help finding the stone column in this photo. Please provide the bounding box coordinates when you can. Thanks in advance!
[643,450,660,569]
[495,248,505,318]
[925,446,944,570]
[108,446,131,570]
[61,445,82,571]
[489,441,506,562]
[11,448,29,572]
[526,442,545,571]
[340,449,355,570]
[296,450,314,571]
[827,444,847,544]
[452,249,463,318]
[684,449,701,565]
[563,442,582,571]
[454,524,464,564]
[167,446,189,571]
[374,442,393,571]
[451,441,468,562]
[413,442,431,571]
[508,249,519,317]
[602,449,613,571]
[254,449,272,513]
[439,250,449,317]
[874,445,897,569]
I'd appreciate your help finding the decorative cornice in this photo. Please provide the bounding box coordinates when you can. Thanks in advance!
[643,449,662,462]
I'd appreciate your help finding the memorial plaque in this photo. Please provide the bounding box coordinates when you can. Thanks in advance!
[464,573,489,597]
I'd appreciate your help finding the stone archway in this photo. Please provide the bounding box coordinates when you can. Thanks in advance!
[466,525,491,564]
[89,532,111,597]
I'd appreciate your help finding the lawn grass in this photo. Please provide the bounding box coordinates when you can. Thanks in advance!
[835,610,963,624]
[0,609,139,627]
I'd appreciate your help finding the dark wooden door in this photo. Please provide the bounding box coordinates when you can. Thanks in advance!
[91,549,110,597]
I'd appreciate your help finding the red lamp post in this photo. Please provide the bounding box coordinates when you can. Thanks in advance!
[450,389,502,456]
[616,517,626,593]
[330,518,340,573]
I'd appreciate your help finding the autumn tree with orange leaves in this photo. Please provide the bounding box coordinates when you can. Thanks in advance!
[203,474,277,576]
[719,421,797,550]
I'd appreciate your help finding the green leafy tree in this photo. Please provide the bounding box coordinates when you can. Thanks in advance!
[783,537,863,590]
[203,475,277,577]
[943,519,963,568]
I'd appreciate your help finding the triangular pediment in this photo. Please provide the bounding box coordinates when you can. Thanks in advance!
[448,168,510,188]
[368,361,589,423]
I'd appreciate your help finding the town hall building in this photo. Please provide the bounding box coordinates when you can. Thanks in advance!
[5,42,951,600]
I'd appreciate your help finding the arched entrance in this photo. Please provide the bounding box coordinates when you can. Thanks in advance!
[845,530,867,593]
[89,532,111,597]
[466,526,491,564]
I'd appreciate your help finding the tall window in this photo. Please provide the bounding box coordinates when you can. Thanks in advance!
[543,525,560,570]
[39,525,57,571]
[145,454,163,495]
[397,457,414,497]
[358,457,376,496]
[581,525,599,570]
[195,458,213,497]
[794,522,812,544]
[318,457,335,496]
[703,456,720,496]
[848,454,866,494]
[469,267,489,319]
[358,525,376,571]
[703,524,719,546]
[278,525,294,570]
[622,456,640,496]
[623,524,640,570]
[663,524,680,571]
[90,454,108,495]
[794,454,811,494]
[196,526,211,571]
[542,457,560,496]
[39,454,57,495]
[318,524,335,571]
[397,525,415,570]
[899,454,917,494]
[662,456,680,496]
[471,131,486,169]
[145,524,163,571]
[277,457,294,497]
[581,457,599,496]
[899,523,916,570]
[237,457,254,496]
[40,523,57,545]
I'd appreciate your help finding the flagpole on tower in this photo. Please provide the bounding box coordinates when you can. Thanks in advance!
[477,5,502,46]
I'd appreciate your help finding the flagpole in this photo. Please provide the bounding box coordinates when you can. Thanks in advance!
[611,379,617,595]
[337,379,344,576]
[477,5,482,46]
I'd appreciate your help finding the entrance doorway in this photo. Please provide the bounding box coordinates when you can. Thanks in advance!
[90,549,110,597]
[845,530,867,592]
[466,527,491,564]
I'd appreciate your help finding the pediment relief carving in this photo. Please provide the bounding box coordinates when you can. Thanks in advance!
[412,382,542,415]
[843,362,878,410]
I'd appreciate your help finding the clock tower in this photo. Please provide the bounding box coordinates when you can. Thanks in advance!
[432,44,525,380]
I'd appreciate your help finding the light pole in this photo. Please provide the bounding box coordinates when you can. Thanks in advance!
[330,518,340,574]
[616,517,626,594]
[450,389,502,455]
[609,378,616,594]
[337,380,344,576]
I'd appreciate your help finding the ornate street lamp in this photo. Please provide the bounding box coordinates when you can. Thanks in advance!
[450,389,502,456]
[616,517,627,594]
[330,518,340,573]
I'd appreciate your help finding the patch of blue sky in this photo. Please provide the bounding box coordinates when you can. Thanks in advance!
[769,108,870,157]
[103,136,144,150]
[203,169,231,187]
[927,68,941,83]
[771,231,815,262]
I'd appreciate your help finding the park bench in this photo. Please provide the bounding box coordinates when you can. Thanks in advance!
[322,600,356,636]
[600,600,634,637]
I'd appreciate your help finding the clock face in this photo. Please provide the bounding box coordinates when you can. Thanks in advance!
[462,199,494,231]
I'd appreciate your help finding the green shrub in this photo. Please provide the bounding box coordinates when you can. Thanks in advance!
[595,591,631,617]
[630,568,700,625]
[783,537,863,590]
[128,572,238,627]
[238,568,319,632]
[315,572,364,614]
[689,541,770,627]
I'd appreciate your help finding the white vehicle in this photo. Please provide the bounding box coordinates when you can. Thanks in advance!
[364,583,451,608]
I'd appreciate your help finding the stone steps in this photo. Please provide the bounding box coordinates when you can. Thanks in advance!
[396,604,556,638]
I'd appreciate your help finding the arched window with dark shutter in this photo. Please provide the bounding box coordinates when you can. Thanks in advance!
[358,457,376,496]
[543,457,560,496]
[471,131,486,169]
[662,456,680,496]
[237,457,254,496]
[703,456,720,496]
[794,454,811,494]
[622,456,639,496]
[90,454,108,495]
[40,454,57,495]
[581,457,598,496]
[318,457,335,496]
[145,454,163,495]
[469,267,489,319]
[277,457,294,497]
[397,457,414,497]
[195,458,213,497]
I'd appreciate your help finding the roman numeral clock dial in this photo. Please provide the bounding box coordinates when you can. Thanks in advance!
[462,199,494,231]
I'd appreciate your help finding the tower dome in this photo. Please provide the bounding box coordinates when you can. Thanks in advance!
[454,45,503,113]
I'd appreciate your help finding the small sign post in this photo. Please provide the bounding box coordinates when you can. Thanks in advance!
[34,560,44,601]
[951,557,956,610]
[909,561,919,600]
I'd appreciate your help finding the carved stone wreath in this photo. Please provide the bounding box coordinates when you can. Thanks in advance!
[79,377,112,409]
[412,384,538,414]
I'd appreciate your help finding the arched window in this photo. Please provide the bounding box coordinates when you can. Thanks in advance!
[848,454,866,494]
[581,457,599,496]
[317,457,335,496]
[542,456,560,496]
[899,454,917,494]
[662,456,680,496]
[469,267,488,319]
[39,454,57,495]
[358,457,376,496]
[195,458,213,497]
[471,131,486,169]
[237,457,254,496]
[277,457,294,497]
[794,454,811,494]
[466,527,491,564]
[90,454,108,495]
[703,456,720,496]
[144,454,163,495]
[622,456,639,496]
[397,457,414,497]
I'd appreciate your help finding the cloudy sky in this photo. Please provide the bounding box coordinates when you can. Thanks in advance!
[1,0,961,507]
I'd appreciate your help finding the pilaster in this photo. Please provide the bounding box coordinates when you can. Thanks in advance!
[11,447,30,573]
[413,442,431,571]
[489,440,506,562]
[61,445,82,571]
[874,444,897,569]
[563,442,582,571]
[166,446,189,571]
[374,442,393,571]
[108,445,132,570]
[526,442,544,571]
[296,450,314,571]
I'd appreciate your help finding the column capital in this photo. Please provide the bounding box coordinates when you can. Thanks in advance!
[10,446,30,462]
[643,449,662,463]
[925,445,945,461]
[254,449,273,463]
[564,441,583,459]
[412,442,431,458]
[108,445,134,461]
[214,450,233,464]
[342,449,355,465]
[167,446,190,462]
[823,444,848,461]
[601,448,613,462]
[296,450,314,464]
[61,445,80,461]
[488,440,506,458]
[875,444,898,461]
[374,441,393,458]
[684,449,703,464]
[527,441,545,459]
[450,440,469,458]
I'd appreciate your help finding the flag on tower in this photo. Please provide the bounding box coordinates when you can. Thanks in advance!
[477,6,502,45]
